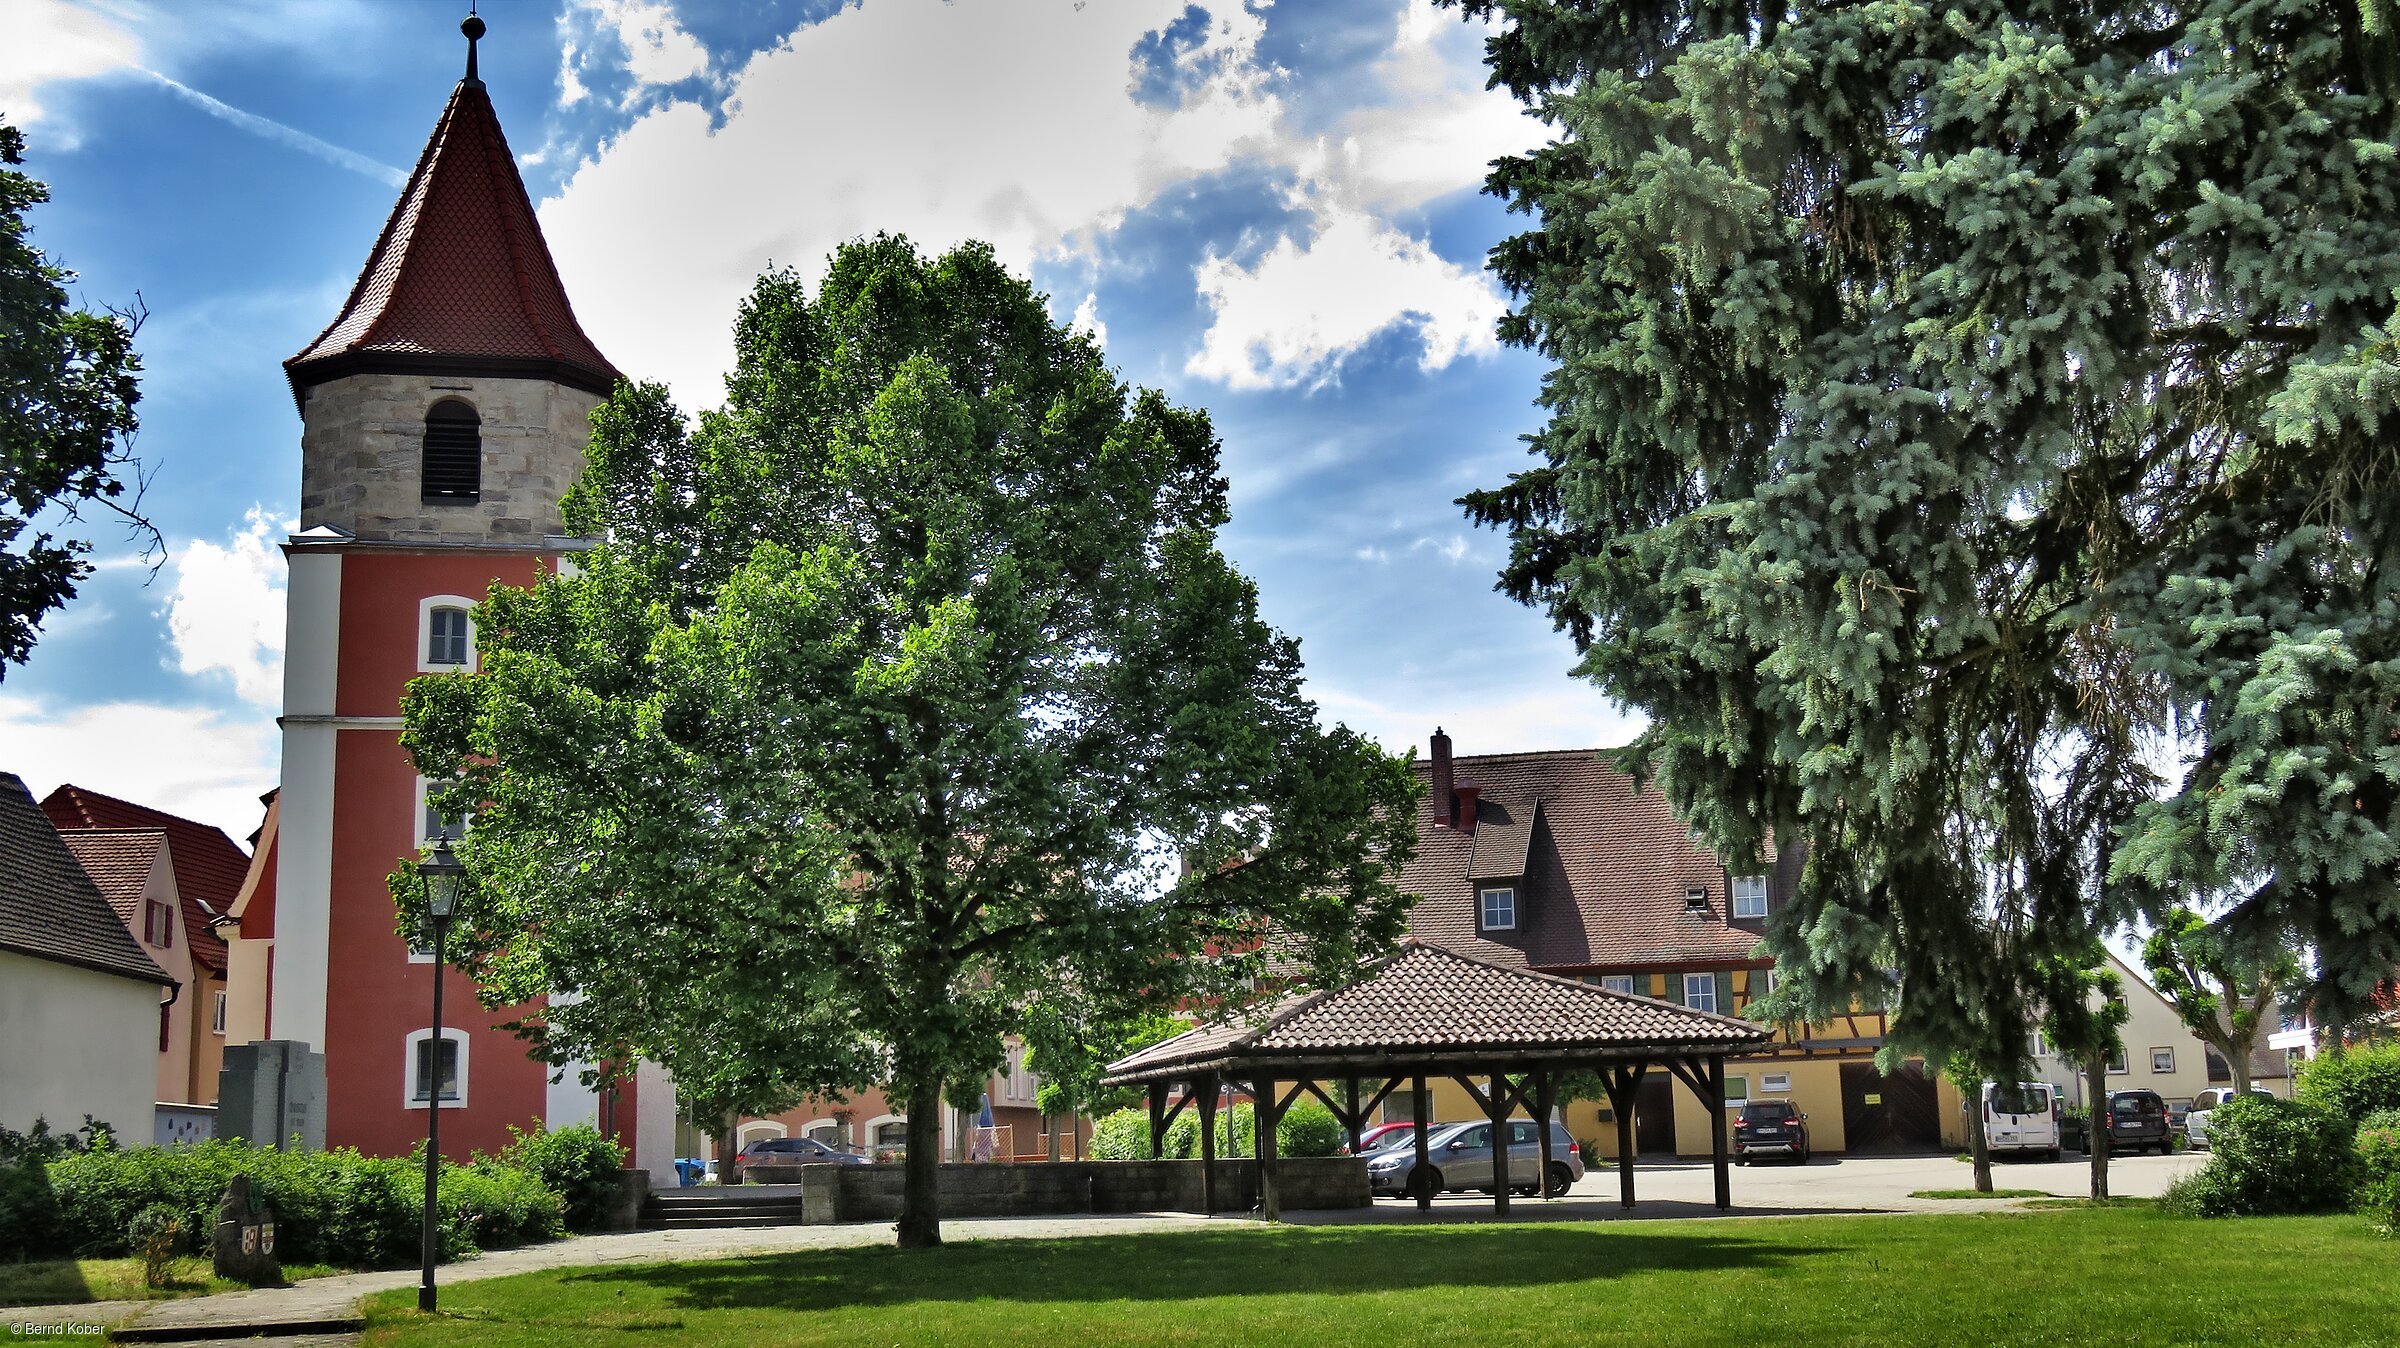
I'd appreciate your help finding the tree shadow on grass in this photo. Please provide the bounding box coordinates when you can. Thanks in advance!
[554,1225,1828,1315]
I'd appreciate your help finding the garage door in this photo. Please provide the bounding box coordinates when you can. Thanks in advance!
[1840,1061,1941,1153]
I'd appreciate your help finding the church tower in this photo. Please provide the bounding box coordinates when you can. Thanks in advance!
[265,15,672,1173]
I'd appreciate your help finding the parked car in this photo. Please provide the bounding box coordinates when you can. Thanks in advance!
[2101,1089,2175,1155]
[2184,1087,2275,1149]
[1347,1122,1424,1155]
[1366,1119,1583,1199]
[1731,1099,1810,1164]
[1976,1081,2062,1160]
[734,1135,871,1178]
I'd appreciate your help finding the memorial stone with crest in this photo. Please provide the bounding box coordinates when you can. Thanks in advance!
[212,1174,283,1286]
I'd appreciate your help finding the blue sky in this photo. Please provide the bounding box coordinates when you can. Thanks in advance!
[0,0,1645,840]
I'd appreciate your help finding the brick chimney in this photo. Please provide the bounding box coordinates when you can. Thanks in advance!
[1431,727,1453,827]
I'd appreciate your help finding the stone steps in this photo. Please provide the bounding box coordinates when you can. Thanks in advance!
[638,1186,808,1230]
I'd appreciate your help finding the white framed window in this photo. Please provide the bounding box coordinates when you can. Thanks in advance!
[1479,886,1516,931]
[2108,1048,2129,1074]
[804,1120,841,1145]
[1761,1072,1792,1094]
[211,990,228,1036]
[1725,1075,1750,1105]
[1601,974,1635,996]
[2029,1032,2050,1058]
[1683,974,1718,1014]
[415,776,469,848]
[417,595,479,673]
[404,1028,468,1109]
[873,1120,908,1148]
[2150,1047,2176,1074]
[736,1121,788,1145]
[1732,875,1768,919]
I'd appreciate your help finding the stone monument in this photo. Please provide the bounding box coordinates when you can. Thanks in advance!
[211,1175,283,1286]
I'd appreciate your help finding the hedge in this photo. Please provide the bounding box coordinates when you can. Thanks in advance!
[1088,1100,1348,1161]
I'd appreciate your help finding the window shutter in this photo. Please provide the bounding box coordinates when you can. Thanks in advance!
[1715,971,1735,1013]
[1667,972,1685,1004]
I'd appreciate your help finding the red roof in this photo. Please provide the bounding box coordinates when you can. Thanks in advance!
[284,72,619,403]
[59,830,166,925]
[43,785,245,975]
[1397,746,1802,971]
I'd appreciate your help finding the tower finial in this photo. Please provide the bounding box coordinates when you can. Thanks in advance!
[462,9,486,84]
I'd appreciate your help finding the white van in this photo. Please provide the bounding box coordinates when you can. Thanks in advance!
[1977,1080,2061,1160]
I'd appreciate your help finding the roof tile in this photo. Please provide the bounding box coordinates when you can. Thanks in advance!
[0,774,169,985]
[44,785,244,974]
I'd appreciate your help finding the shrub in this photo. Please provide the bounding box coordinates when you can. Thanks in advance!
[2169,1096,2354,1217]
[2297,1041,2400,1123]
[1089,1108,1152,1161]
[1277,1103,1343,1158]
[2354,1108,2400,1235]
[496,1122,623,1233]
[127,1203,184,1288]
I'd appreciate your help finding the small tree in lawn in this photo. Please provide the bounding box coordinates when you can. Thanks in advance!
[400,236,1420,1249]
[2039,948,2128,1199]
[2143,909,2298,1094]
[1024,1004,1188,1161]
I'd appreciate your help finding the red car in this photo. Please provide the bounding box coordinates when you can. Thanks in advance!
[1346,1122,1427,1155]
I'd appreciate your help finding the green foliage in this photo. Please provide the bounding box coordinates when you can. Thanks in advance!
[1087,1108,1154,1162]
[125,1204,181,1289]
[33,1141,562,1267]
[0,1118,112,1261]
[2142,910,2296,1090]
[2297,1042,2400,1123]
[1276,1103,1344,1159]
[2167,1097,2355,1217]
[1022,1009,1190,1121]
[2354,1109,2400,1235]
[1453,0,2400,1065]
[497,1122,625,1233]
[398,235,1421,1246]
[0,120,159,672]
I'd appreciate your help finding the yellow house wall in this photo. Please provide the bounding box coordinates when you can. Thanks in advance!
[1387,1057,1862,1158]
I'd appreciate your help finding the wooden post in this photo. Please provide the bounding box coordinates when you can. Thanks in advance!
[1344,1077,1364,1155]
[1411,1075,1434,1210]
[1257,1076,1282,1222]
[1198,1075,1219,1216]
[1148,1084,1167,1160]
[1608,1063,1643,1209]
[1487,1068,1512,1217]
[1534,1070,1559,1200]
[1708,1056,1731,1211]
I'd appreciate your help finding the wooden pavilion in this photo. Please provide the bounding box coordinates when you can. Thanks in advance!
[1100,939,1774,1219]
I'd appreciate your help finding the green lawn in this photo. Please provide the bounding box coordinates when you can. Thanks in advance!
[0,1256,341,1305]
[1909,1188,2054,1199]
[360,1207,2400,1347]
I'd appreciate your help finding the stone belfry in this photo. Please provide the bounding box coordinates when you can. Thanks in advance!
[261,14,664,1169]
[283,10,620,544]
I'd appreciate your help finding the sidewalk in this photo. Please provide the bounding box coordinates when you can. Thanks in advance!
[3,1213,1211,1341]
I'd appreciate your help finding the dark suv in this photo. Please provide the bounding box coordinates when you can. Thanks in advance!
[1732,1100,1810,1164]
[2102,1090,2174,1155]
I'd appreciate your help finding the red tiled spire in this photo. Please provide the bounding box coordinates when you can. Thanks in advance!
[285,19,620,407]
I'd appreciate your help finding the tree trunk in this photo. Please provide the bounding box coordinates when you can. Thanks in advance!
[1967,1090,1993,1194]
[2227,1035,2253,1094]
[898,1077,945,1249]
[2087,1055,2109,1200]
[714,1110,739,1186]
[1045,1113,1060,1162]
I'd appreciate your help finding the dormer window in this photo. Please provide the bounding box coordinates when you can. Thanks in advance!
[1685,886,1710,914]
[1732,874,1768,919]
[421,399,481,504]
[1479,886,1517,932]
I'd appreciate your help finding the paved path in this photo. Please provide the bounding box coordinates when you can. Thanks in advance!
[0,1152,2200,1341]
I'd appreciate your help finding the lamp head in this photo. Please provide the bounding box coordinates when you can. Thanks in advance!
[420,833,467,920]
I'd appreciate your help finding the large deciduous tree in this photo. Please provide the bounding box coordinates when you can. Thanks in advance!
[400,237,1419,1248]
[1,120,157,672]
[2142,908,2297,1094]
[1453,0,2400,1069]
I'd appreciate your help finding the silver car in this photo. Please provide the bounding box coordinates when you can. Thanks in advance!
[1365,1119,1584,1198]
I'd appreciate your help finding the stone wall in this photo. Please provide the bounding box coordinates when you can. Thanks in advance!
[298,372,602,543]
[782,1158,1369,1224]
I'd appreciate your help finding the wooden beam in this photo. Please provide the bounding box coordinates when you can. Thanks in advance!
[1197,1075,1220,1217]
[1486,1068,1512,1217]
[1412,1075,1434,1210]
[1257,1075,1283,1222]
[1148,1083,1167,1160]
[1343,1078,1364,1155]
[1450,1073,1493,1115]
[1606,1062,1645,1209]
[1358,1076,1402,1122]
[1282,1080,1320,1114]
[1709,1055,1731,1211]
[1533,1070,1559,1200]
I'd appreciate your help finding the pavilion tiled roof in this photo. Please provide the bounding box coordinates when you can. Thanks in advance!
[284,61,620,405]
[0,774,169,986]
[1103,940,1770,1084]
[1397,746,1804,972]
[44,785,241,975]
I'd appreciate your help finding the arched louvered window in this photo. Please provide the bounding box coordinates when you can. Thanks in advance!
[421,399,481,503]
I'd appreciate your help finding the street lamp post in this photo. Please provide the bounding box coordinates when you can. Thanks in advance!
[417,833,466,1314]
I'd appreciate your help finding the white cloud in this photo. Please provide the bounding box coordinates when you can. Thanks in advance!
[1299,0,1538,212]
[540,0,1286,408]
[1070,293,1109,348]
[1355,545,1391,564]
[1410,533,1472,564]
[165,510,288,708]
[1187,199,1504,389]
[0,0,141,130]
[583,0,710,92]
[1309,682,1648,763]
[0,694,278,843]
